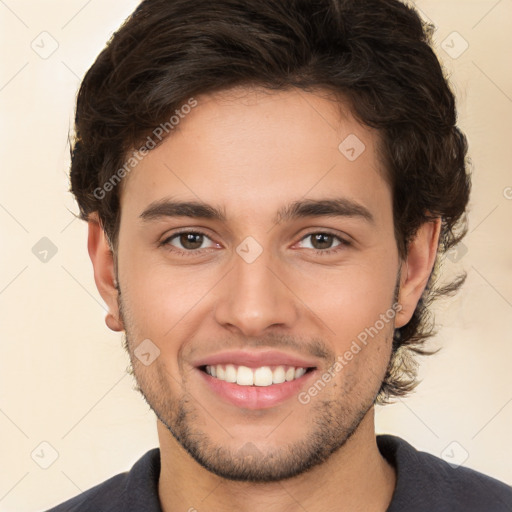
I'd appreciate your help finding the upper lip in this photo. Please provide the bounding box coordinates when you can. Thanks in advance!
[192,350,319,369]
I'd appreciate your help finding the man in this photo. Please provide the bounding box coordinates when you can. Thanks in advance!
[48,0,512,510]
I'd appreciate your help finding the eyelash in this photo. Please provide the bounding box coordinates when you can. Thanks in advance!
[159,229,351,257]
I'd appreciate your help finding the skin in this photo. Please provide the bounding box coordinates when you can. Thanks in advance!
[88,86,441,512]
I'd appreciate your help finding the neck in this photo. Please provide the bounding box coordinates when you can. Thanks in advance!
[157,408,396,512]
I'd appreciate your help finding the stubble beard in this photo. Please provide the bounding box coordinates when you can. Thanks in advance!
[115,269,399,482]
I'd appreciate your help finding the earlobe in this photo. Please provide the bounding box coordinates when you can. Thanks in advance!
[105,312,124,332]
[395,218,441,329]
[87,213,124,332]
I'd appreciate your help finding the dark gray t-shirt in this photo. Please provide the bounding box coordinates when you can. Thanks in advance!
[45,435,512,511]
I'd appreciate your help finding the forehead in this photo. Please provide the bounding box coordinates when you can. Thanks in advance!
[119,86,391,227]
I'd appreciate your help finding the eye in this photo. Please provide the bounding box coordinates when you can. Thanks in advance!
[160,230,219,254]
[159,229,351,257]
[297,232,350,255]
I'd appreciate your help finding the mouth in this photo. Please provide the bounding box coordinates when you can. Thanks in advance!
[192,350,320,409]
[198,364,316,387]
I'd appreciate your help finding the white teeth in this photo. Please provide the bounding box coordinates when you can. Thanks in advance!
[285,367,296,381]
[237,365,254,385]
[254,366,273,386]
[204,364,310,386]
[225,364,237,383]
[295,367,306,379]
[272,366,286,384]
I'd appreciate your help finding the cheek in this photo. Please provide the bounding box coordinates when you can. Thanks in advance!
[119,243,212,333]
[292,257,398,334]
[318,278,396,393]
[288,255,398,388]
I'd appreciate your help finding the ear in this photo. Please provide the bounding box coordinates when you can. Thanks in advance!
[395,218,441,329]
[87,213,124,332]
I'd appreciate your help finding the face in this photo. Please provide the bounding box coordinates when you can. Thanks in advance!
[107,87,407,481]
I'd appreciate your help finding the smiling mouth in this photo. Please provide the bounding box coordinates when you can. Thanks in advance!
[199,364,316,387]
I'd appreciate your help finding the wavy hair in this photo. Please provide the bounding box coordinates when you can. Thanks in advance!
[69,0,471,403]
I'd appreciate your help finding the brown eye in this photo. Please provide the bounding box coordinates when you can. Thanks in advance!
[178,232,204,250]
[162,231,217,253]
[297,232,350,254]
[310,233,335,250]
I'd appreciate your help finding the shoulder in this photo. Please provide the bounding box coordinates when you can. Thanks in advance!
[378,435,512,512]
[45,473,128,512]
[44,448,162,512]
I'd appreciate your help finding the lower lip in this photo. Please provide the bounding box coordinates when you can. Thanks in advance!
[196,367,317,410]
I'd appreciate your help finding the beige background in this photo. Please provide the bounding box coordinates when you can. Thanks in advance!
[0,1,511,510]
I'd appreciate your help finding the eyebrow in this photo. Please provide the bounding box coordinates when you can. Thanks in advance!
[139,197,374,225]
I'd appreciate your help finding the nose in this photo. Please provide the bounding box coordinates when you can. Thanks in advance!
[213,245,299,337]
